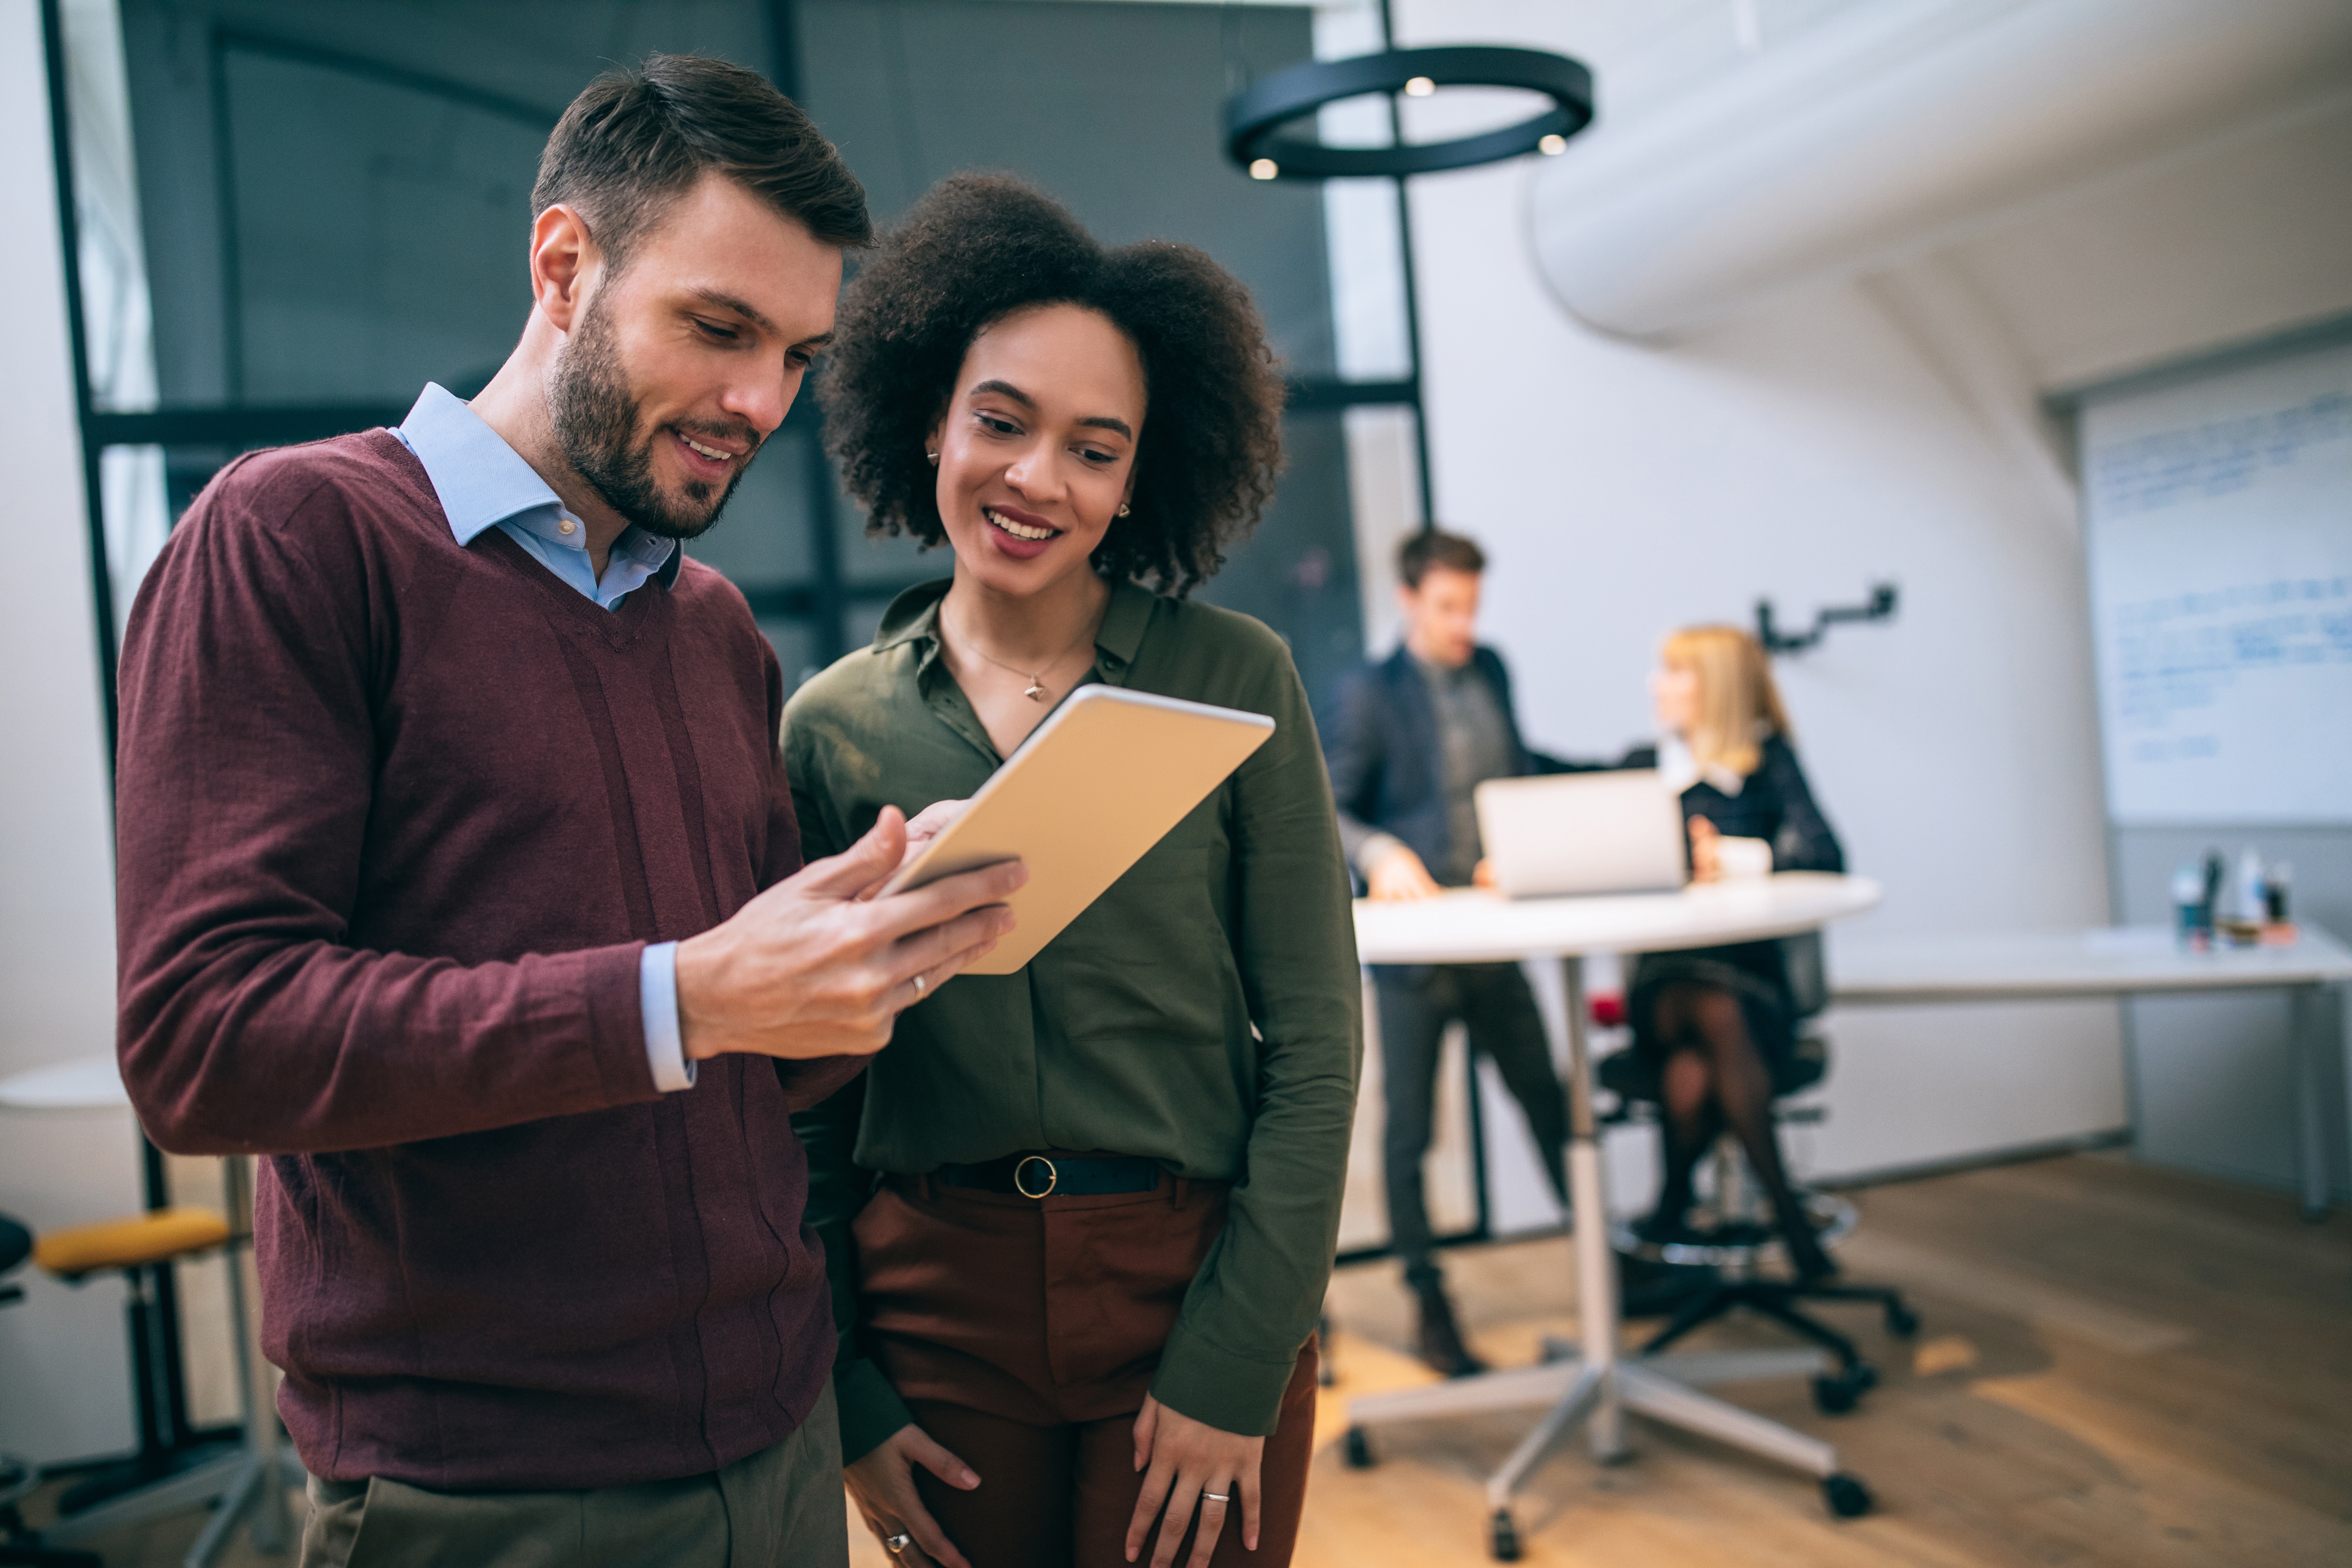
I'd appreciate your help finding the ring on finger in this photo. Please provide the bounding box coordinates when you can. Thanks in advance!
[911,973,927,999]
[884,1530,912,1554]
[1202,1490,1232,1503]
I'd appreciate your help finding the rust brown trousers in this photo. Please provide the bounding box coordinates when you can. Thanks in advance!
[854,1168,1319,1568]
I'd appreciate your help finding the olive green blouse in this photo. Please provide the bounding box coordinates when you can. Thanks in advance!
[784,578,1361,1462]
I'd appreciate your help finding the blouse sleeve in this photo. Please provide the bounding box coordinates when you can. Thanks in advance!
[1151,634,1363,1437]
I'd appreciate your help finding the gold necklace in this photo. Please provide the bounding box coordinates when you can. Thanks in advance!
[945,607,1099,703]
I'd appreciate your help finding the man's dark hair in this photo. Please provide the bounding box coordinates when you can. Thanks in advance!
[822,174,1286,597]
[532,54,871,269]
[1398,529,1486,589]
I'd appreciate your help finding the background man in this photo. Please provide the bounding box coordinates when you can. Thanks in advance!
[1325,530,1573,1377]
[113,55,1020,1567]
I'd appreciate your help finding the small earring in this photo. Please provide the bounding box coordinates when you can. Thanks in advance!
[926,450,939,466]
[1117,502,1131,517]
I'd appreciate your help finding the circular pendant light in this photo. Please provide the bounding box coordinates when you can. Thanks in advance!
[1225,45,1594,181]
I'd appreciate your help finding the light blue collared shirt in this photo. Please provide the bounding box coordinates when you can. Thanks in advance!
[392,383,695,1093]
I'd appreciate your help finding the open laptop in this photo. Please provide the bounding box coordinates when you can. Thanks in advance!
[1473,770,1687,898]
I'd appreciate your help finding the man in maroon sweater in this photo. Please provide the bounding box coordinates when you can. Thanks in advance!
[112,56,1020,1567]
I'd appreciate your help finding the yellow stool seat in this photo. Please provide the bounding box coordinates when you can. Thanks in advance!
[34,1207,232,1279]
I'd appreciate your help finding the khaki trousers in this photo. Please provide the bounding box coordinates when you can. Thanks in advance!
[297,1385,848,1568]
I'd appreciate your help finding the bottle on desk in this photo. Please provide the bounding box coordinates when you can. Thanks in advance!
[2172,863,2212,951]
[2215,847,2268,947]
[2261,859,2298,946]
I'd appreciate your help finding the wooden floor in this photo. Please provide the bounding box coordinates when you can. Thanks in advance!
[30,1154,2350,1567]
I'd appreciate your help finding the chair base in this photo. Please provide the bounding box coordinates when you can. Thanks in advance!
[1639,1272,1918,1412]
[0,1486,102,1568]
[0,1543,104,1568]
[54,1438,239,1517]
[44,1446,303,1566]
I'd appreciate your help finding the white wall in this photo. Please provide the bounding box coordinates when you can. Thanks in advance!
[1372,0,2352,1188]
[0,0,143,1465]
[1384,0,2352,1196]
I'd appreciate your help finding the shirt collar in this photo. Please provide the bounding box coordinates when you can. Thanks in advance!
[394,383,681,590]
[1657,732,1748,798]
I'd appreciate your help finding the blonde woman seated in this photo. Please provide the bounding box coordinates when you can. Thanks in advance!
[1621,626,1845,1280]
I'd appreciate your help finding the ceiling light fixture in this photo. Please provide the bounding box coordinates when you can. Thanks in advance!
[1225,45,1593,181]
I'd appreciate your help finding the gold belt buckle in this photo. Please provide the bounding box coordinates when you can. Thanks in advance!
[1013,1155,1058,1199]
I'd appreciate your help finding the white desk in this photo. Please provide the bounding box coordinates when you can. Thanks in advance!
[1346,874,1883,1552]
[1832,924,2352,1219]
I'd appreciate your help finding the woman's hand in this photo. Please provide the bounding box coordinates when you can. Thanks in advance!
[845,1423,980,1568]
[1686,814,1723,884]
[1126,1394,1264,1568]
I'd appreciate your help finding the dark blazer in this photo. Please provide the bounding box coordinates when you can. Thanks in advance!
[1324,645,1563,880]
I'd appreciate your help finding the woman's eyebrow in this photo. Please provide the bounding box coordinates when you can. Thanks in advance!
[970,378,1034,407]
[971,378,1133,439]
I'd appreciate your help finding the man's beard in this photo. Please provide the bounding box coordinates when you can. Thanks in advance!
[548,293,758,541]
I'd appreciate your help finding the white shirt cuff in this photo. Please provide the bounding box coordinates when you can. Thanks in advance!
[639,941,696,1092]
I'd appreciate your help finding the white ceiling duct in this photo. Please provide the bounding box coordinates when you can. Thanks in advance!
[1529,0,2352,339]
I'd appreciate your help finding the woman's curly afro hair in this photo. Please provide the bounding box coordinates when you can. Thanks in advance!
[821,174,1286,596]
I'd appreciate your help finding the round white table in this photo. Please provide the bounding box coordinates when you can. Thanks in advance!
[1344,873,1883,1554]
[0,1054,133,1112]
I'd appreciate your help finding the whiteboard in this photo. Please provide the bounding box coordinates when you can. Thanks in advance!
[2082,341,2352,825]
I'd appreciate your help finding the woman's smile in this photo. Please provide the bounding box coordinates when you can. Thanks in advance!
[980,502,1063,559]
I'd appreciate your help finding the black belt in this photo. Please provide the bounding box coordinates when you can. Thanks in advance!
[934,1152,1164,1199]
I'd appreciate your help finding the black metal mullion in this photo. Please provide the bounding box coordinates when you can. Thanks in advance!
[41,0,119,763]
[1378,0,1438,532]
[46,0,195,1433]
[86,405,411,446]
[1286,376,1417,412]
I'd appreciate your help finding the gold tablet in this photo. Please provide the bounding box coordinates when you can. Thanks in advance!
[882,684,1275,975]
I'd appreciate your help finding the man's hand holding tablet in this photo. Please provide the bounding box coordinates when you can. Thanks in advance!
[675,806,1025,1064]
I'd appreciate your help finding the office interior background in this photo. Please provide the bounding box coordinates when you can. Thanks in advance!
[1,0,2347,1563]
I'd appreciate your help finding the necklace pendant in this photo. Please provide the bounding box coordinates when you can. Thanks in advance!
[1024,679,1048,702]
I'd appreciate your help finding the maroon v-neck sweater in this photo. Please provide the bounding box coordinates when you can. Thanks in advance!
[114,430,863,1490]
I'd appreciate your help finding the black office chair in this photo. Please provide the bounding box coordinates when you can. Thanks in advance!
[0,1213,103,1568]
[1597,935,1918,1413]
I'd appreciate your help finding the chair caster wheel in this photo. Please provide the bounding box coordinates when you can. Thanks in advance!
[1822,1472,1874,1518]
[1812,1365,1871,1414]
[1343,1426,1376,1469]
[1489,1508,1523,1560]
[1885,1302,1920,1337]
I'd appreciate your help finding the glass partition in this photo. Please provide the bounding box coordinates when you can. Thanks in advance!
[56,0,1435,718]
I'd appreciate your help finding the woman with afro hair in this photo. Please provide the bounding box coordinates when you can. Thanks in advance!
[785,175,1358,1568]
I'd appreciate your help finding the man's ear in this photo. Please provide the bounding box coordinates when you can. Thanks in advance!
[529,203,600,335]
